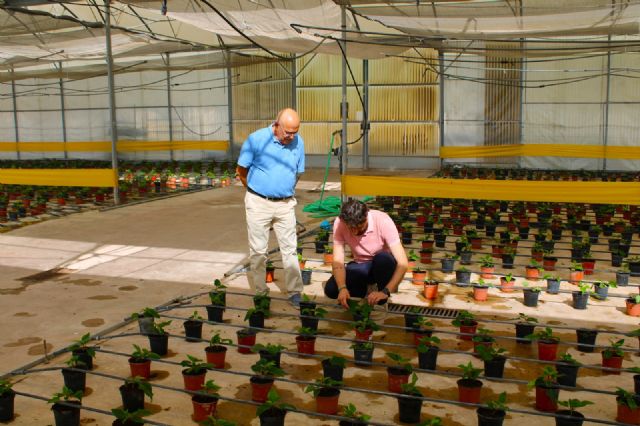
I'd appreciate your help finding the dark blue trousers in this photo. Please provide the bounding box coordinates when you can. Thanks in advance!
[324,251,397,299]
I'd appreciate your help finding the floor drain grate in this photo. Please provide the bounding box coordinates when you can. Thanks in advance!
[388,303,460,319]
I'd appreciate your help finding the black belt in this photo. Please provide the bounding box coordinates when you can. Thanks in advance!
[247,187,292,201]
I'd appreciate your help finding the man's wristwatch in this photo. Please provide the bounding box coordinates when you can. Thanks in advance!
[381,287,391,297]
[338,287,348,293]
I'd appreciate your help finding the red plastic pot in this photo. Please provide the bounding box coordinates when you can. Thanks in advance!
[582,260,595,275]
[183,370,206,391]
[237,331,257,354]
[602,354,623,374]
[457,379,482,404]
[617,403,640,424]
[537,340,559,361]
[205,346,227,369]
[128,358,151,380]
[191,395,218,422]
[296,336,316,355]
[535,385,558,412]
[355,328,373,341]
[413,330,432,346]
[315,388,340,415]
[459,323,478,341]
[250,377,274,403]
[387,367,410,393]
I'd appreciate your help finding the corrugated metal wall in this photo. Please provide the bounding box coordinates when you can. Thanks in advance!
[485,49,522,147]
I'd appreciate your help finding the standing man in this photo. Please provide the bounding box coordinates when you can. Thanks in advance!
[324,199,408,308]
[236,108,305,308]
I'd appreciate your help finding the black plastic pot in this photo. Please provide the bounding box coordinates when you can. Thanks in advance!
[206,305,224,323]
[148,333,168,356]
[253,296,271,312]
[523,289,540,307]
[546,279,560,294]
[434,234,447,248]
[314,240,326,253]
[404,312,420,329]
[301,269,312,285]
[119,383,144,411]
[501,254,515,269]
[183,320,203,342]
[477,407,506,426]
[593,285,609,300]
[634,374,640,395]
[556,363,579,388]
[322,359,344,382]
[62,368,86,393]
[455,270,471,286]
[629,262,640,277]
[417,346,439,370]
[572,292,589,310]
[515,322,536,344]
[259,350,281,368]
[51,401,81,426]
[402,231,412,245]
[617,271,630,287]
[441,258,454,273]
[576,328,598,353]
[248,311,265,329]
[518,226,530,240]
[72,349,93,371]
[300,315,319,331]
[0,390,15,421]
[555,409,585,426]
[612,253,623,267]
[483,356,506,379]
[397,393,423,423]
[137,316,155,336]
[353,347,373,366]
[259,407,287,426]
[460,251,473,265]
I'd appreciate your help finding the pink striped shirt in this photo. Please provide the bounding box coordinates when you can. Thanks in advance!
[333,210,401,263]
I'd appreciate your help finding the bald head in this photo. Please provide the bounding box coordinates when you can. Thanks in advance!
[273,108,300,145]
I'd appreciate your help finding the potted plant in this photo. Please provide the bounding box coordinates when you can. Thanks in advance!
[397,373,423,424]
[457,362,483,404]
[514,313,537,344]
[472,328,495,356]
[576,328,598,353]
[68,333,95,370]
[407,249,419,270]
[555,352,581,388]
[304,377,343,415]
[199,416,236,426]
[472,279,491,301]
[256,388,294,426]
[296,326,317,355]
[61,355,87,394]
[131,307,159,335]
[265,260,276,283]
[412,317,434,346]
[556,399,592,426]
[245,304,269,330]
[322,355,347,382]
[250,359,285,403]
[119,376,153,412]
[404,306,423,329]
[455,266,472,286]
[602,338,625,374]
[626,294,640,317]
[616,388,640,424]
[0,379,15,422]
[351,340,374,367]
[252,343,285,368]
[528,366,559,412]
[205,331,232,369]
[184,311,204,342]
[385,352,412,393]
[452,310,477,341]
[352,316,380,341]
[500,273,516,293]
[191,380,221,422]
[323,245,334,265]
[528,327,560,361]
[340,403,371,426]
[569,262,584,285]
[522,282,542,307]
[501,246,516,269]
[593,280,616,301]
[348,299,373,322]
[147,320,171,356]
[180,355,213,391]
[477,392,507,426]
[236,328,258,354]
[543,274,561,294]
[416,336,440,370]
[476,345,507,379]
[525,259,542,281]
[479,255,495,279]
[300,300,327,332]
[617,266,631,287]
[207,289,226,323]
[111,408,150,426]
[571,282,590,310]
[128,345,159,379]
[423,279,439,300]
[48,386,83,426]
[411,266,427,285]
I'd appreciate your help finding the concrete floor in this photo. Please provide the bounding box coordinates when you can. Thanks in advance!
[1,168,639,425]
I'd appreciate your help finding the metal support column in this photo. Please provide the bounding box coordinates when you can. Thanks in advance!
[362,59,369,170]
[11,75,20,160]
[59,62,68,159]
[166,53,174,161]
[438,50,445,169]
[226,57,234,160]
[603,35,612,172]
[340,4,348,186]
[104,0,120,204]
[291,57,297,110]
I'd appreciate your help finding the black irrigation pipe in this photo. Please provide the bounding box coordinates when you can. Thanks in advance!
[11,390,170,426]
[157,309,640,374]
[84,349,628,426]
[215,289,640,343]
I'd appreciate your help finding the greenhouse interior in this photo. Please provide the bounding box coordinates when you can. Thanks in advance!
[2,0,640,425]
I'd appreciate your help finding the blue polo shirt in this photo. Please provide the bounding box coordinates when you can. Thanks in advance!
[237,125,305,198]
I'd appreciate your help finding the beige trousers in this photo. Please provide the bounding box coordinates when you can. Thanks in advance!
[244,191,303,295]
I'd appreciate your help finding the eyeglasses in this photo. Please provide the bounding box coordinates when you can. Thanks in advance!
[276,122,298,137]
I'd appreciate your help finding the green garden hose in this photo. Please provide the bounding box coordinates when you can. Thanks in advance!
[302,133,342,218]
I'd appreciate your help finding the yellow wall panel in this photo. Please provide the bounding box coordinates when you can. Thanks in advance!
[369,86,438,121]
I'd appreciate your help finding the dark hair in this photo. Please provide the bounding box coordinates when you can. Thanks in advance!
[340,199,368,227]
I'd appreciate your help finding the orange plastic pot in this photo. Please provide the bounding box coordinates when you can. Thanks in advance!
[525,267,540,281]
[412,271,427,286]
[569,270,584,285]
[473,286,489,302]
[500,279,515,293]
[423,283,438,300]
[480,267,494,279]
[627,300,640,317]
[323,253,333,265]
[265,268,275,283]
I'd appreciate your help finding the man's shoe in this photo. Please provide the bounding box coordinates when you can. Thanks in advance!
[289,293,301,309]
